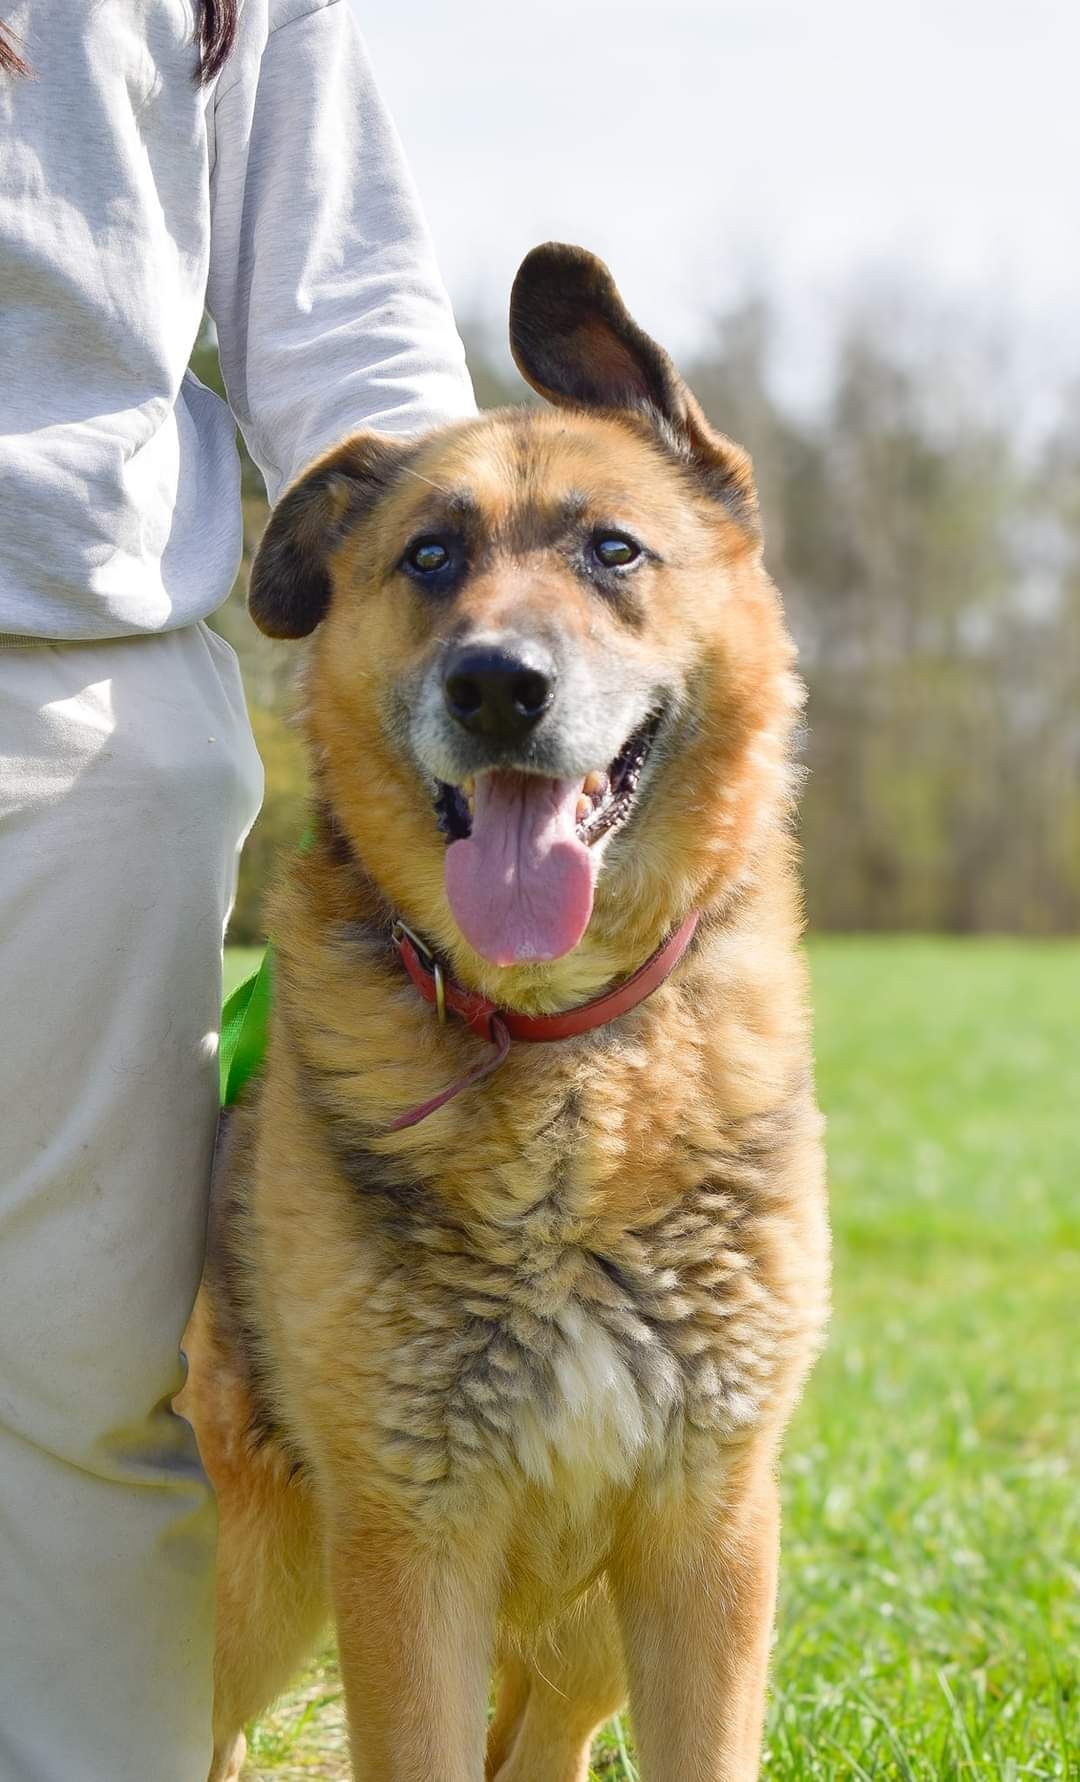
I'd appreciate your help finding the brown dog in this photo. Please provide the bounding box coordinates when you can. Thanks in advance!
[180,243,830,1782]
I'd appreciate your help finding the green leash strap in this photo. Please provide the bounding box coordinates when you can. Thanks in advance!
[219,825,317,1106]
[219,945,274,1107]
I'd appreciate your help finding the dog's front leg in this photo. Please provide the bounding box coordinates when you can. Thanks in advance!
[612,1438,780,1782]
[330,1511,498,1782]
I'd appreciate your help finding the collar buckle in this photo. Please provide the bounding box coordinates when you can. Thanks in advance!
[391,919,447,1023]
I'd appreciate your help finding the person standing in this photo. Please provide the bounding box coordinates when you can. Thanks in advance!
[0,2,474,1774]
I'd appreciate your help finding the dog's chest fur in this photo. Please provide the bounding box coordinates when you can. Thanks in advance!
[335,1092,804,1519]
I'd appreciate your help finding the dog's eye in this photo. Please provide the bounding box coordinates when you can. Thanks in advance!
[592,534,641,569]
[406,538,451,574]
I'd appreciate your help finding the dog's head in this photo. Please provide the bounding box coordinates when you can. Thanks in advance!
[251,245,801,1003]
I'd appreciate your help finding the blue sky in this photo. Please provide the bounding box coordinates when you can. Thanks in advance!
[357,0,1078,394]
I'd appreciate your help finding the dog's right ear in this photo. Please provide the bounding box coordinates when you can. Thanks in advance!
[248,434,412,640]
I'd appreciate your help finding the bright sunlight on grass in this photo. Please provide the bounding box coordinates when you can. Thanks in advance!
[220,938,1079,1780]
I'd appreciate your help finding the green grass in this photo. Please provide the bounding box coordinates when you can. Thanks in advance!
[222,938,1080,1779]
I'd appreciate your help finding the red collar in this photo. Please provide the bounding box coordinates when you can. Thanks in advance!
[388,910,700,1131]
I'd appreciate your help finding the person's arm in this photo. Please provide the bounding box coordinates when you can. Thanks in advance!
[206,0,475,503]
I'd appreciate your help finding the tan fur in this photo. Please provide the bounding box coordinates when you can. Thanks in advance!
[181,252,830,1780]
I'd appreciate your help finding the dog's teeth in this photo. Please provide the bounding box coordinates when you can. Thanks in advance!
[463,778,475,795]
[576,795,591,824]
[583,770,608,797]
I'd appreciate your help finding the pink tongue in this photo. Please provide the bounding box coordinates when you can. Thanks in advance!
[444,772,596,966]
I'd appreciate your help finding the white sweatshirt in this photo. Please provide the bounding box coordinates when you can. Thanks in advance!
[0,0,475,638]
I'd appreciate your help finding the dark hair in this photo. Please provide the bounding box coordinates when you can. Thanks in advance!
[1,0,238,81]
[192,0,239,82]
[0,22,28,73]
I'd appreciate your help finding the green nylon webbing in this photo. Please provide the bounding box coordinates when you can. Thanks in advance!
[219,827,316,1107]
[219,945,274,1107]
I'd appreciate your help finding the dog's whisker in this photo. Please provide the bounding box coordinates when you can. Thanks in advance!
[399,464,453,497]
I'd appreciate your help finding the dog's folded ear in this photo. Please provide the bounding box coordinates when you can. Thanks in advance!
[249,434,412,639]
[510,243,757,528]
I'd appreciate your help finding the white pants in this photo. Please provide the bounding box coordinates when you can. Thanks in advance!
[0,625,263,1781]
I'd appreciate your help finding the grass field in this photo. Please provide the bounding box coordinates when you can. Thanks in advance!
[220,938,1080,1780]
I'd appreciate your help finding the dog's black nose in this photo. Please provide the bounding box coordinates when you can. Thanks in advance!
[442,645,556,745]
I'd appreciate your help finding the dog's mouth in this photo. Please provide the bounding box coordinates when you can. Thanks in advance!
[431,715,661,967]
[433,715,660,849]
